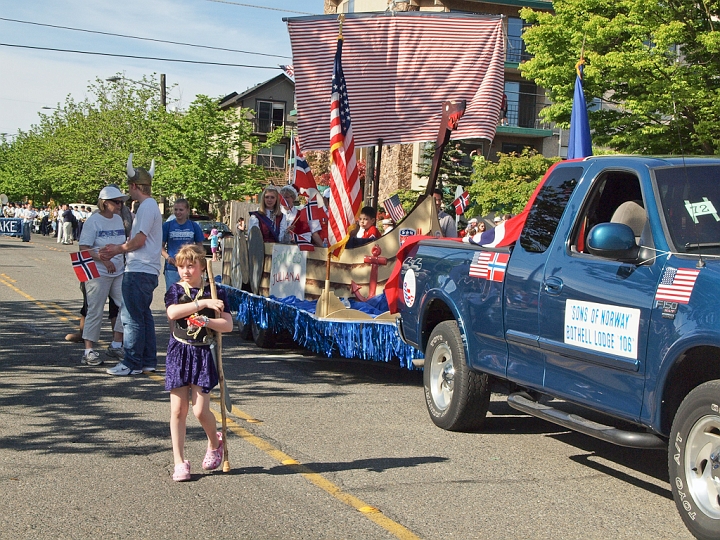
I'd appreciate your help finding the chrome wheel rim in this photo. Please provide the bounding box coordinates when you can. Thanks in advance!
[685,414,720,518]
[429,343,455,411]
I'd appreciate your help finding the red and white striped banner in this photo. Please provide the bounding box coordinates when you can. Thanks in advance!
[287,12,505,150]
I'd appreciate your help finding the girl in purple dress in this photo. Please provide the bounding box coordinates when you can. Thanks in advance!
[164,244,233,481]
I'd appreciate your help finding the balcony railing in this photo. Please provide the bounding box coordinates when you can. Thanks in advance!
[506,36,532,64]
[502,102,552,130]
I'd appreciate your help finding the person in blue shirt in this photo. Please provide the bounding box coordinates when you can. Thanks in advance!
[161,199,204,292]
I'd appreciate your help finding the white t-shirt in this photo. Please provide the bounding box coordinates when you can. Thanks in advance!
[79,213,126,277]
[127,197,162,275]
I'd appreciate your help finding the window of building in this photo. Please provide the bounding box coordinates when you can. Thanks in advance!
[257,101,285,133]
[257,144,287,170]
[505,81,540,129]
[501,142,535,155]
[506,18,531,64]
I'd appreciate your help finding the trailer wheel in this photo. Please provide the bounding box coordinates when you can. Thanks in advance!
[423,320,490,431]
[251,320,274,349]
[669,380,720,540]
[236,318,252,341]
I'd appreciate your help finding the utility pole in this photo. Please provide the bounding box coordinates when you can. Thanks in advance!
[160,74,167,109]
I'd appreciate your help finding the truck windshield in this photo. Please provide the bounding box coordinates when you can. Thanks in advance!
[654,164,720,254]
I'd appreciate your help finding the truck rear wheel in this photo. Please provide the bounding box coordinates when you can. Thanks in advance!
[669,380,720,540]
[423,320,490,431]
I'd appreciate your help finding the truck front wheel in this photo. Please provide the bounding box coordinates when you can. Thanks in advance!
[423,320,490,431]
[669,380,720,540]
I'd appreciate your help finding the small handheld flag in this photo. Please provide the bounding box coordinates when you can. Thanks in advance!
[71,250,100,282]
[452,191,470,215]
[383,194,406,223]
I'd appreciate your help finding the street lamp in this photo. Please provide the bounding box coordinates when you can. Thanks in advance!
[106,74,167,109]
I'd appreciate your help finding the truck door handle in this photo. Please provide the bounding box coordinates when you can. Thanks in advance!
[543,276,564,295]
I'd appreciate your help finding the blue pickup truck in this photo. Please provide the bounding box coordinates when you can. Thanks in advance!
[396,156,720,539]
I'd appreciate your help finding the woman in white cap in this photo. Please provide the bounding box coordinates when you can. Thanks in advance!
[77,185,129,366]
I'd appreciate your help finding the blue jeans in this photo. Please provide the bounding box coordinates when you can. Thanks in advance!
[121,272,159,370]
[164,267,180,292]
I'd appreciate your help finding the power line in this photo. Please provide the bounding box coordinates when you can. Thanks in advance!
[0,16,291,59]
[204,0,315,15]
[0,43,279,69]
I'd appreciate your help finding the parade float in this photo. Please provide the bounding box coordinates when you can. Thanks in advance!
[223,11,505,367]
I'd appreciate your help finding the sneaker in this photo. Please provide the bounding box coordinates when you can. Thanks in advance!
[142,366,156,372]
[202,432,224,471]
[83,350,103,366]
[105,345,124,359]
[172,460,191,482]
[105,362,142,376]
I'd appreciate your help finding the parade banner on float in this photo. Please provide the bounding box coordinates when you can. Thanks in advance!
[0,218,22,236]
[564,299,640,360]
[270,244,307,300]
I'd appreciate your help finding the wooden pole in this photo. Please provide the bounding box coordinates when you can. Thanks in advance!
[207,259,230,473]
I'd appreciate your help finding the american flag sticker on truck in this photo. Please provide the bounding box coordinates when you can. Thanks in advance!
[655,267,700,304]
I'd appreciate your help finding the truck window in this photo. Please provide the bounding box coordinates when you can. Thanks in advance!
[654,164,720,255]
[570,171,645,253]
[519,166,582,253]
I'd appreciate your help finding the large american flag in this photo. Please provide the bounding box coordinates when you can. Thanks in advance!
[327,37,360,246]
[287,13,505,150]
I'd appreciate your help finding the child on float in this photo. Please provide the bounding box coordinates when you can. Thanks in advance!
[347,206,381,248]
[248,185,285,242]
[164,244,233,482]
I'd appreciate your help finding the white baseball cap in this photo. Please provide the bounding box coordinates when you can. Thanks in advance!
[99,185,129,201]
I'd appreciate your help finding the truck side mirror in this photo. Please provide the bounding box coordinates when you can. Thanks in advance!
[586,223,640,262]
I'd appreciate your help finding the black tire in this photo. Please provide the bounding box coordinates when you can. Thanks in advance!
[423,320,491,431]
[669,380,720,540]
[251,319,274,349]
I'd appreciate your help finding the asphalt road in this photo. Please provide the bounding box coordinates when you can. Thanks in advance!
[0,233,693,539]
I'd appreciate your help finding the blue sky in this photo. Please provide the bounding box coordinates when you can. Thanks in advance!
[0,0,322,136]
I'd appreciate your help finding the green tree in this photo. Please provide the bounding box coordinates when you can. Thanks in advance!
[416,140,473,192]
[156,95,280,213]
[520,0,720,154]
[468,150,560,216]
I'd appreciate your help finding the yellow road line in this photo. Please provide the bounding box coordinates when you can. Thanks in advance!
[0,276,78,323]
[7,276,421,540]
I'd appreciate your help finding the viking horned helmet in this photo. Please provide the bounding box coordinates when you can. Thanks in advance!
[126,153,156,185]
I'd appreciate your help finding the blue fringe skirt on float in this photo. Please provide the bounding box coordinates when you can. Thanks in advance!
[222,285,423,369]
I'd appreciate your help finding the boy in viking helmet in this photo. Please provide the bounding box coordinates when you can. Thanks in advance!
[100,154,163,376]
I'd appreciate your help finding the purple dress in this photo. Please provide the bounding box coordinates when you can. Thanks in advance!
[164,283,230,393]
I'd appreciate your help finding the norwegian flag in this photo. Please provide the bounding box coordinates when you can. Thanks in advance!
[294,139,318,196]
[383,194,406,223]
[289,213,314,251]
[655,267,700,304]
[453,191,470,215]
[304,197,327,222]
[487,252,509,282]
[71,250,100,282]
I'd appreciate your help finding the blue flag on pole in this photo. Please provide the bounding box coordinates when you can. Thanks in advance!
[567,61,593,159]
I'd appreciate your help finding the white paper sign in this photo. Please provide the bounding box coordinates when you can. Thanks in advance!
[564,300,641,360]
[270,244,307,300]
